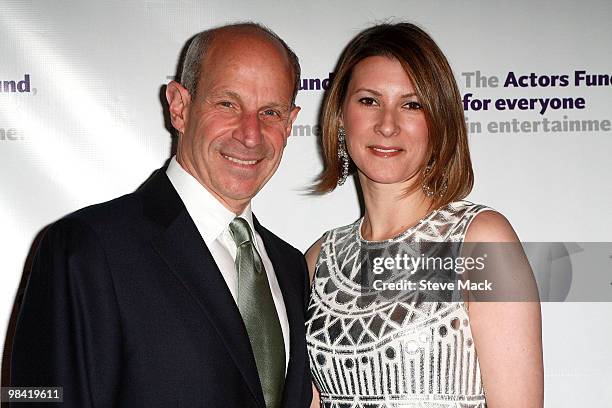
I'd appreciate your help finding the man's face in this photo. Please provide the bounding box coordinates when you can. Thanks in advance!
[169,31,300,212]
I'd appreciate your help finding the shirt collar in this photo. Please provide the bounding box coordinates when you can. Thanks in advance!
[166,156,255,246]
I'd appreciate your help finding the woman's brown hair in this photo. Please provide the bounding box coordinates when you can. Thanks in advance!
[315,22,473,209]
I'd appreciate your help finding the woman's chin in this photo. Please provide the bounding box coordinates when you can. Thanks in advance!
[359,172,416,187]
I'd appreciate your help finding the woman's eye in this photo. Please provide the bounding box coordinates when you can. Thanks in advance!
[358,97,377,106]
[405,101,422,110]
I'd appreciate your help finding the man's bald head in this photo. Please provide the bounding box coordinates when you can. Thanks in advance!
[180,22,301,104]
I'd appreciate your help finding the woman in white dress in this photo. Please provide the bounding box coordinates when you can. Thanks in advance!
[305,23,543,407]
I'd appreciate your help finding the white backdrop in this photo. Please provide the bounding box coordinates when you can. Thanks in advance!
[1,0,611,405]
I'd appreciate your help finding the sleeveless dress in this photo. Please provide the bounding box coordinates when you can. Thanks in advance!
[305,201,492,408]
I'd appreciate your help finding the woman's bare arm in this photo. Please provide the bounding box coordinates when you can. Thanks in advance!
[305,236,325,408]
[464,211,544,408]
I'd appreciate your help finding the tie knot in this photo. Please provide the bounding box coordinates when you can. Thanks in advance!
[229,217,253,247]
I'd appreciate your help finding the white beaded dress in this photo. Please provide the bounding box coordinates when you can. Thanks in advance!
[305,201,492,408]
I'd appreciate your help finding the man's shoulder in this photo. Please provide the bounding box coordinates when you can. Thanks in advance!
[64,192,142,228]
[53,167,172,233]
[255,221,303,260]
[45,191,148,248]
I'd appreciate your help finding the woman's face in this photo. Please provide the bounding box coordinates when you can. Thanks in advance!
[341,55,429,187]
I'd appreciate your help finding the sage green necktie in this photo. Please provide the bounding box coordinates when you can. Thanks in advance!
[228,217,285,408]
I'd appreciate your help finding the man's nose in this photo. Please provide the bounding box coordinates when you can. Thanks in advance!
[374,109,400,138]
[235,111,264,147]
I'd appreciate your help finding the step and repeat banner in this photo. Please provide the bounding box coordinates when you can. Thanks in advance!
[2,0,611,405]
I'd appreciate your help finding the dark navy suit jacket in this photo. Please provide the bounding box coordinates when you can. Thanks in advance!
[10,168,312,407]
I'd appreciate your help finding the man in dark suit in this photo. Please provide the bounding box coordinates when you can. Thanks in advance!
[10,22,311,407]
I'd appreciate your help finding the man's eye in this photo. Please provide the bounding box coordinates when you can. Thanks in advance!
[261,109,282,119]
[358,97,377,106]
[218,101,233,108]
[405,101,422,110]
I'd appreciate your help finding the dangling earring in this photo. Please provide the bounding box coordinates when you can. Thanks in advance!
[422,165,434,197]
[422,164,448,197]
[337,127,349,186]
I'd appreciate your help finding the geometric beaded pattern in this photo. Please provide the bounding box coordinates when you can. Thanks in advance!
[306,201,492,407]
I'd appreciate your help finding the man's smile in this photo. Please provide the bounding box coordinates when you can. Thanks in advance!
[222,153,261,166]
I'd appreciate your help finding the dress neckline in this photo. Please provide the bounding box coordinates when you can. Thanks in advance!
[357,202,453,244]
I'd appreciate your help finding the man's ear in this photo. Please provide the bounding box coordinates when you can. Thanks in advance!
[284,105,301,142]
[166,80,191,134]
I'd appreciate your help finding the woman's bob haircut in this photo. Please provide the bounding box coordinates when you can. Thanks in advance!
[315,22,473,209]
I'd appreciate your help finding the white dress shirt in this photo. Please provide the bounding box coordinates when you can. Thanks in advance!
[166,157,289,371]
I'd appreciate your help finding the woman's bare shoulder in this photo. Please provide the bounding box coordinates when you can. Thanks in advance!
[305,235,325,284]
[465,209,519,243]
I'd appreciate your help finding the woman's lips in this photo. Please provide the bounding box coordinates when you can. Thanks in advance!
[368,145,403,157]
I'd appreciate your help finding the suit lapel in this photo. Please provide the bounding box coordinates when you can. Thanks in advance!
[138,170,266,408]
[254,217,307,407]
